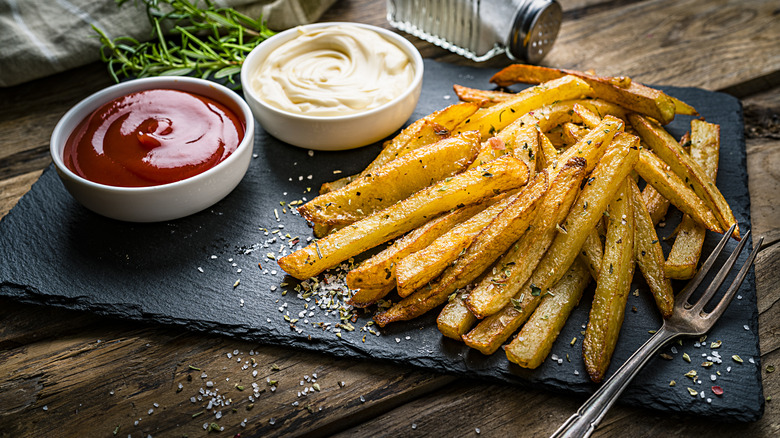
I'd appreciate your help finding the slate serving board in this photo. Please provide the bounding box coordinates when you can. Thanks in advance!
[0,60,762,421]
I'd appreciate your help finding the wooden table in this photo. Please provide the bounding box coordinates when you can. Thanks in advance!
[1,0,778,436]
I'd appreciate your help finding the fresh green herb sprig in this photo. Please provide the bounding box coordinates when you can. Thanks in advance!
[94,0,275,88]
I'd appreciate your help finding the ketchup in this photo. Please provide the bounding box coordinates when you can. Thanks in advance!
[63,88,245,187]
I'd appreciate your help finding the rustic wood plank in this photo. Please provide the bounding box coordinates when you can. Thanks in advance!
[0,171,42,220]
[545,0,780,92]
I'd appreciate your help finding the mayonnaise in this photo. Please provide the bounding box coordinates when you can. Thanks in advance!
[251,25,415,117]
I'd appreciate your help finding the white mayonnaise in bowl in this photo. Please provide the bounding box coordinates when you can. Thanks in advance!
[241,22,423,151]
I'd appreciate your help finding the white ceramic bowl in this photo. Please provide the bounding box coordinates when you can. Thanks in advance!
[240,22,424,151]
[50,76,255,223]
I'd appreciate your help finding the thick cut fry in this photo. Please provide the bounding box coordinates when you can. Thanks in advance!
[319,102,480,194]
[666,120,721,279]
[583,178,635,383]
[278,156,530,280]
[374,173,548,326]
[471,123,539,170]
[346,201,490,307]
[548,116,623,179]
[630,114,737,238]
[438,292,478,340]
[462,136,640,354]
[395,194,516,297]
[505,259,591,368]
[670,96,698,116]
[536,128,559,170]
[299,132,481,226]
[562,122,588,146]
[579,228,604,279]
[628,179,674,318]
[635,148,722,233]
[455,75,593,139]
[465,157,587,319]
[641,184,670,225]
[453,84,514,107]
[490,64,676,124]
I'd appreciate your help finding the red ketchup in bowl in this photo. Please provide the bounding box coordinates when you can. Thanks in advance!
[63,88,245,187]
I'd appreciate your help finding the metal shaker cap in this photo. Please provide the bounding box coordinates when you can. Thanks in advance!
[507,0,562,63]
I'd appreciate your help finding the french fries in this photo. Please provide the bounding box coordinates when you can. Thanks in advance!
[665,120,721,279]
[465,157,587,319]
[279,155,530,280]
[277,68,738,384]
[299,132,481,226]
[374,172,548,326]
[346,201,490,307]
[505,259,591,368]
[490,64,682,124]
[630,114,738,238]
[462,134,640,355]
[629,179,674,318]
[583,178,636,383]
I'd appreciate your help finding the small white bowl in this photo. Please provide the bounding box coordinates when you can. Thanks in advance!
[50,77,255,223]
[240,22,424,151]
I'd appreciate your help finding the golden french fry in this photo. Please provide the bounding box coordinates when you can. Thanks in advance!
[635,148,722,233]
[579,228,604,279]
[548,116,624,178]
[561,121,588,146]
[465,157,587,319]
[504,259,591,369]
[641,184,670,225]
[665,119,721,279]
[536,128,559,170]
[374,172,549,326]
[453,84,514,107]
[299,132,481,226]
[630,114,737,238]
[319,102,480,194]
[462,135,640,354]
[455,75,593,139]
[490,64,676,124]
[471,122,539,171]
[395,194,516,297]
[628,179,674,318]
[583,178,636,383]
[346,201,490,307]
[438,292,478,340]
[670,96,699,116]
[278,155,530,280]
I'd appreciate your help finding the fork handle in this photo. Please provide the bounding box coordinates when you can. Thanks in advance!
[550,326,677,438]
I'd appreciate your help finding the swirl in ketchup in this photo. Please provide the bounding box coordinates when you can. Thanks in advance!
[63,88,245,187]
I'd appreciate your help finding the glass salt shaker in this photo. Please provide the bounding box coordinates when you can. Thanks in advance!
[386,0,562,63]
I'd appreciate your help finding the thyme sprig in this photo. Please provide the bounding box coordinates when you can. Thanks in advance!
[94,0,275,88]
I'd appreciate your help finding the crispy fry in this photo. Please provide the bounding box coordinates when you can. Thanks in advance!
[299,132,481,226]
[455,75,593,139]
[465,157,587,319]
[438,292,478,340]
[536,128,559,170]
[583,178,636,383]
[505,259,591,368]
[278,155,530,280]
[395,194,516,297]
[347,201,490,306]
[579,228,604,279]
[462,135,640,354]
[670,96,699,116]
[471,123,539,170]
[319,102,480,194]
[635,148,722,233]
[490,64,676,124]
[665,120,721,279]
[641,184,670,225]
[562,121,588,146]
[453,84,514,107]
[630,114,737,238]
[374,172,548,326]
[629,179,674,318]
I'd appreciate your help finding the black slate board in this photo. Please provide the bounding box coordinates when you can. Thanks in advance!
[0,60,762,421]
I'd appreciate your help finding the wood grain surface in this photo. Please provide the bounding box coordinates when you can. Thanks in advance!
[1,0,778,436]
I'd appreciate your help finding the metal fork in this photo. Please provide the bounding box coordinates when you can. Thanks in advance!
[551,224,763,438]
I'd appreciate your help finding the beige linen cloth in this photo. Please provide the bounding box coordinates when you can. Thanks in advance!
[0,0,337,87]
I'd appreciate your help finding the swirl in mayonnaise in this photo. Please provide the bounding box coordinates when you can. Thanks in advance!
[251,25,415,117]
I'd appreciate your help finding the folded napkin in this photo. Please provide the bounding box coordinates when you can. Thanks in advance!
[0,0,337,87]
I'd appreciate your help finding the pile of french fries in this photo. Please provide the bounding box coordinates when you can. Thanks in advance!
[278,64,737,383]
